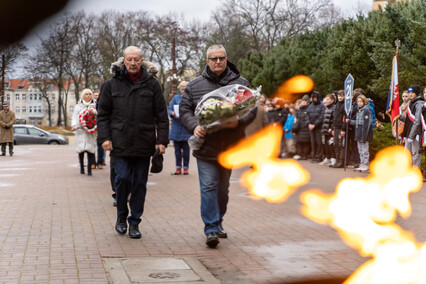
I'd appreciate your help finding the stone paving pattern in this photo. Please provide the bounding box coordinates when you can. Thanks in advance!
[1,137,425,283]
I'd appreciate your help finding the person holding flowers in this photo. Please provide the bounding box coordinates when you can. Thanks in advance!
[71,88,97,176]
[97,46,169,239]
[180,44,256,248]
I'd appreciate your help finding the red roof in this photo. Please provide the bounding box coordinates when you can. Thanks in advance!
[6,79,29,90]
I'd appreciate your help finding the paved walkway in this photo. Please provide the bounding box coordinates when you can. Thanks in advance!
[1,137,425,283]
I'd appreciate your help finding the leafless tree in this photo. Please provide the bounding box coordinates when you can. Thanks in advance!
[220,0,341,52]
[67,11,99,102]
[0,43,28,75]
[27,13,78,126]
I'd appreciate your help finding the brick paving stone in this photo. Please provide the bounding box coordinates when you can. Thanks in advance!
[0,138,424,283]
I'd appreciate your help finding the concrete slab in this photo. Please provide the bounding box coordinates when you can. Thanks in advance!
[103,256,220,284]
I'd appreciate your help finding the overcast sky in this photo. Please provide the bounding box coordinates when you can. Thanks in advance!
[24,0,371,43]
[16,0,370,77]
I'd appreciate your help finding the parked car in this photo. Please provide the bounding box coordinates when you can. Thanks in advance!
[13,125,69,145]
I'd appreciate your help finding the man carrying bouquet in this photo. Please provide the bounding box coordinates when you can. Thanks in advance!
[97,46,169,239]
[180,44,256,248]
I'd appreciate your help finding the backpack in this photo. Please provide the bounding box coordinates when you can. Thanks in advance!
[367,98,376,131]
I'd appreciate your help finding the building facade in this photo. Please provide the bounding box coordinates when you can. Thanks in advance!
[3,79,77,127]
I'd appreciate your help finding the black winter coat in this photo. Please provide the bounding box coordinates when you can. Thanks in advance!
[322,104,335,132]
[306,98,325,128]
[267,108,288,125]
[292,105,310,143]
[97,64,169,157]
[179,61,255,160]
[333,100,346,129]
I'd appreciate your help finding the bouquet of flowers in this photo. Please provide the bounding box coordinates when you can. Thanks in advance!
[189,84,261,150]
[79,107,98,134]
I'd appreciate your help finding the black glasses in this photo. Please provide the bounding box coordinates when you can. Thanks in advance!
[208,56,227,62]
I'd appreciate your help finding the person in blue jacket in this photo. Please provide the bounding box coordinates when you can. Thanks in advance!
[169,81,192,175]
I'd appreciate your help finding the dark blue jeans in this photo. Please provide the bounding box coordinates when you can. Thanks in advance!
[96,143,105,165]
[114,156,150,225]
[196,159,232,235]
[173,140,190,169]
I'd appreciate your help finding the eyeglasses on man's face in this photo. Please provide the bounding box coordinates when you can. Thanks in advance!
[208,56,227,62]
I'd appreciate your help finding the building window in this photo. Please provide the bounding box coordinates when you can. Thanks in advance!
[51,107,55,114]
[38,106,42,113]
[22,94,26,101]
[29,94,32,100]
[15,94,20,101]
[22,106,26,113]
[15,106,20,113]
[29,106,32,113]
[6,94,10,101]
[30,119,35,125]
[38,119,42,126]
[39,94,42,101]
[52,94,55,100]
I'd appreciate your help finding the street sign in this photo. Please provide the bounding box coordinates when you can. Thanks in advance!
[344,74,354,117]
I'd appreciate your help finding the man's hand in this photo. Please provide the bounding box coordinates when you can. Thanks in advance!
[308,124,315,131]
[194,125,206,138]
[102,140,113,151]
[340,131,345,138]
[156,144,166,154]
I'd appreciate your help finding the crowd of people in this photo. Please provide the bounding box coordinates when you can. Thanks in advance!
[259,85,426,176]
[8,42,422,248]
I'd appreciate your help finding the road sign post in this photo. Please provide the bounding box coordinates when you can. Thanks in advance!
[344,74,354,171]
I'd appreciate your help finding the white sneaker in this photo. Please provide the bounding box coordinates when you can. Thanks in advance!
[330,158,336,166]
[293,155,301,160]
[319,158,330,166]
[359,164,369,172]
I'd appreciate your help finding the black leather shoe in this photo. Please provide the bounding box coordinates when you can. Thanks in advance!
[129,224,142,239]
[205,232,219,248]
[115,218,127,235]
[217,225,227,238]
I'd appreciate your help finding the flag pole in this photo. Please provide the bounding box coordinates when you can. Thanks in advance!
[395,39,400,145]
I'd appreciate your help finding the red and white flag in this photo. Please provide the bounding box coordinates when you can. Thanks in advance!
[385,56,400,124]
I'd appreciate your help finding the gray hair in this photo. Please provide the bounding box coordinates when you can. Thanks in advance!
[206,44,227,58]
[124,46,143,58]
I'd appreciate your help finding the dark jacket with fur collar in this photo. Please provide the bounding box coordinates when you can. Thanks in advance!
[179,61,255,160]
[97,61,169,157]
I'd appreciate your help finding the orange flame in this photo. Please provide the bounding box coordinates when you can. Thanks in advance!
[301,146,424,283]
[271,75,314,101]
[218,124,310,203]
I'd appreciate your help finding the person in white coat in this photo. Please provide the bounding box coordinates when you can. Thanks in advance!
[71,89,97,176]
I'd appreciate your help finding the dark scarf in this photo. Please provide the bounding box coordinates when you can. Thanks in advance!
[207,66,229,83]
[128,69,142,84]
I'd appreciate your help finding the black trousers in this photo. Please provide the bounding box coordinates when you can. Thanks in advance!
[309,128,323,160]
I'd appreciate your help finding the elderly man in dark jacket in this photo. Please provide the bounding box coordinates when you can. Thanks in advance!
[97,46,169,239]
[179,44,255,248]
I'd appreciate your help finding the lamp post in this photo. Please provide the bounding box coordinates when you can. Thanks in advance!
[1,54,5,110]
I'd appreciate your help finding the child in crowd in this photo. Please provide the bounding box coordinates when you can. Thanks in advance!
[347,94,373,172]
[292,95,311,160]
[330,90,346,168]
[283,105,296,158]
[319,93,336,166]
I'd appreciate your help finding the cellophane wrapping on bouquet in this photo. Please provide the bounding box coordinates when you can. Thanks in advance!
[188,84,261,150]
